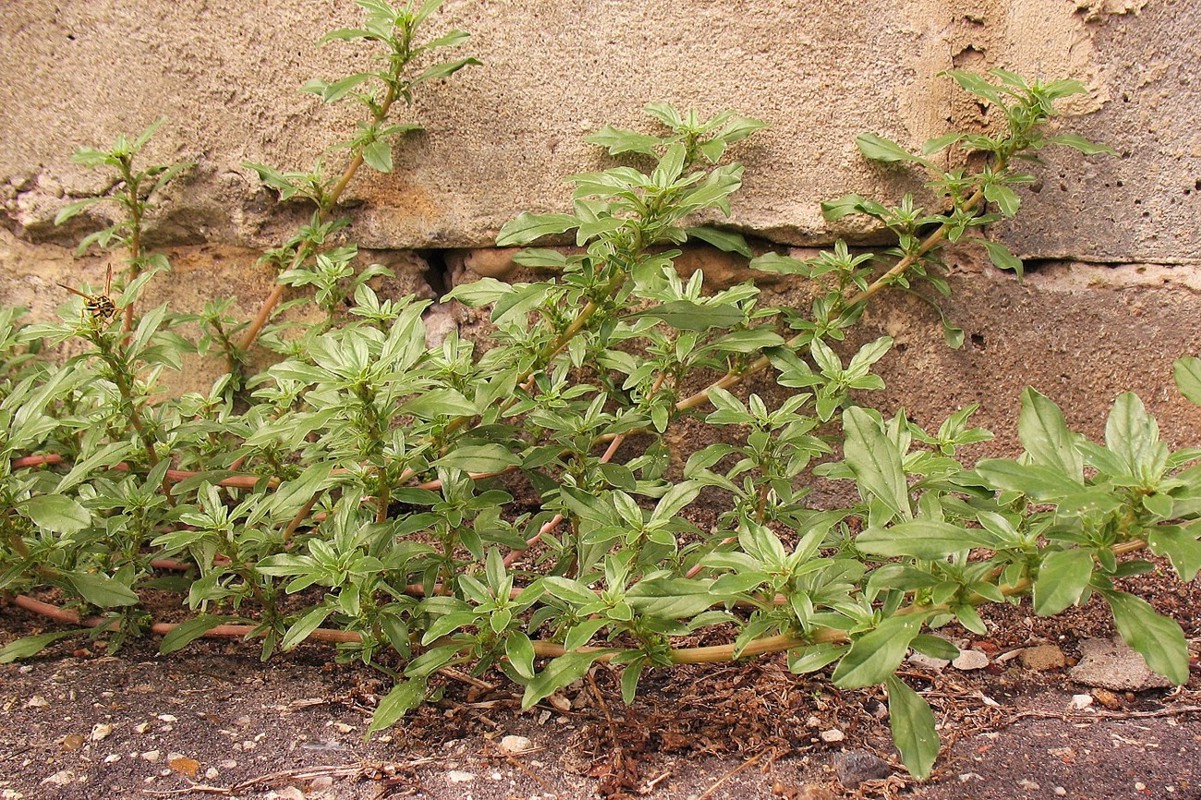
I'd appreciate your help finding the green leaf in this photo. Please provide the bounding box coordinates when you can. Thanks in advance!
[411,57,482,87]
[54,197,103,226]
[496,213,578,246]
[1045,133,1116,156]
[66,571,139,607]
[686,227,752,257]
[632,300,745,332]
[978,239,1023,277]
[541,576,597,606]
[984,183,1021,217]
[619,659,646,704]
[21,494,90,533]
[911,634,960,661]
[585,125,662,157]
[361,139,393,173]
[972,459,1082,500]
[435,444,521,474]
[1147,526,1201,582]
[160,615,235,655]
[856,133,926,165]
[832,612,926,689]
[282,606,334,651]
[505,632,536,680]
[1019,388,1083,482]
[1033,548,1093,615]
[398,389,478,419]
[842,407,911,521]
[1105,392,1168,482]
[708,329,785,353]
[886,675,938,780]
[856,520,994,559]
[1173,357,1201,405]
[367,678,429,736]
[0,629,87,663]
[522,651,602,709]
[749,252,809,275]
[787,642,848,674]
[1103,591,1189,685]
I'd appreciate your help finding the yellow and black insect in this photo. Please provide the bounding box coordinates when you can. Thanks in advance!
[57,266,117,324]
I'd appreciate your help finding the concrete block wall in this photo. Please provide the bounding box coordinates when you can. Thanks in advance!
[1,0,1199,451]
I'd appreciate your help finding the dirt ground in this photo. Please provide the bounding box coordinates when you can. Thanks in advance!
[3,570,1200,800]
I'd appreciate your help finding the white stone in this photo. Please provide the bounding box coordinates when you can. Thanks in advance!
[40,770,74,787]
[447,770,476,783]
[1070,694,1094,710]
[91,723,113,741]
[951,649,990,671]
[819,729,845,743]
[500,735,533,754]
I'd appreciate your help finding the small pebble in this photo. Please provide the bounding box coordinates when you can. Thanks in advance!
[447,770,476,783]
[104,754,121,764]
[141,750,161,763]
[205,768,219,780]
[156,714,178,723]
[819,729,845,743]
[1070,694,1094,710]
[1054,788,1067,796]
[952,649,990,671]
[134,722,151,734]
[40,770,74,786]
[500,735,533,754]
[25,696,48,709]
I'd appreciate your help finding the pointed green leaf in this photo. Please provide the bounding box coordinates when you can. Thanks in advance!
[984,183,1021,217]
[1033,548,1093,615]
[1105,392,1168,482]
[1045,133,1116,156]
[66,571,139,607]
[521,651,602,710]
[1103,591,1189,685]
[398,389,478,419]
[978,239,1023,278]
[282,606,334,651]
[1174,357,1201,405]
[856,133,926,165]
[1147,526,1201,582]
[160,615,236,655]
[361,139,393,173]
[367,678,429,736]
[0,629,87,663]
[496,213,578,246]
[632,301,745,332]
[832,612,926,689]
[21,494,90,533]
[686,227,752,257]
[1019,388,1083,482]
[886,675,938,780]
[843,407,911,520]
[434,444,521,474]
[856,520,993,559]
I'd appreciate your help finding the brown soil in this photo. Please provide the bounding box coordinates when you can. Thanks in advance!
[3,568,1200,800]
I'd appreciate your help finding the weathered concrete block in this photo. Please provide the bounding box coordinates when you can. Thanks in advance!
[0,1,1196,262]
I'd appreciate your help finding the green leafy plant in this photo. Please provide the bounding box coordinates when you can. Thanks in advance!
[6,30,1194,784]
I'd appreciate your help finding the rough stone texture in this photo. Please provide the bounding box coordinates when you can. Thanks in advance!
[1018,644,1069,672]
[1069,637,1175,691]
[0,0,1197,261]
